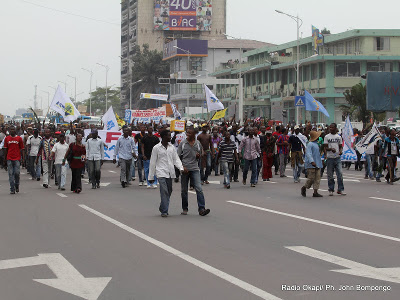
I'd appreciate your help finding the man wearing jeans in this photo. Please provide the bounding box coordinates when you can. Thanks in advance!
[36,129,55,189]
[3,126,24,194]
[217,131,238,189]
[141,125,160,188]
[134,126,146,186]
[197,124,214,184]
[239,127,261,187]
[26,128,42,181]
[178,127,210,216]
[51,134,69,190]
[288,126,305,183]
[276,128,289,177]
[148,131,184,217]
[113,128,136,188]
[324,123,346,196]
[86,129,105,189]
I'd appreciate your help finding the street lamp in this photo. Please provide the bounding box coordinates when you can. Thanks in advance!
[97,63,110,112]
[58,81,67,93]
[275,9,303,125]
[130,79,143,110]
[40,90,50,115]
[67,75,77,104]
[82,68,94,115]
[173,45,191,117]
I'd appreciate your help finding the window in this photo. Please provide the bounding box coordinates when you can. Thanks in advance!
[311,64,317,80]
[374,37,390,51]
[346,41,352,54]
[226,49,231,53]
[275,70,281,82]
[190,57,203,71]
[319,63,325,79]
[269,70,274,82]
[189,84,203,94]
[355,39,360,52]
[264,70,268,84]
[252,72,256,85]
[303,65,310,81]
[367,62,392,72]
[337,43,344,54]
[257,71,262,85]
[288,69,294,84]
[335,62,360,77]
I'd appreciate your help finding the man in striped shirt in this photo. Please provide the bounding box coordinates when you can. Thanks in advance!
[217,132,238,189]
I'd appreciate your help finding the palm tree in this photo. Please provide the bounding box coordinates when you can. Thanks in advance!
[130,44,169,110]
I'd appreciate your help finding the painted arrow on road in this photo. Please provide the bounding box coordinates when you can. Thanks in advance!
[0,253,111,299]
[286,246,400,284]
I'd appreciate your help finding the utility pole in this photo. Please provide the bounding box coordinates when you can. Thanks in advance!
[34,85,38,110]
[82,68,94,116]
[67,75,77,104]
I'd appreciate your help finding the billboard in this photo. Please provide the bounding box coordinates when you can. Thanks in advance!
[154,0,212,31]
[163,39,208,60]
[366,72,400,111]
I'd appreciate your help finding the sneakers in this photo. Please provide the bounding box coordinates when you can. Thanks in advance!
[337,191,346,195]
[139,181,144,186]
[376,179,381,182]
[161,213,168,218]
[313,192,323,197]
[199,208,210,216]
[280,175,287,178]
[147,184,151,188]
[242,179,246,185]
[181,210,188,215]
[329,191,333,196]
[96,183,100,189]
[251,183,256,187]
[10,190,15,195]
[226,184,230,189]
[189,186,194,190]
[301,186,306,197]
[121,181,126,188]
[131,177,136,181]
[152,184,157,189]
[15,185,19,193]
[43,184,48,188]
[60,187,65,191]
[92,184,96,189]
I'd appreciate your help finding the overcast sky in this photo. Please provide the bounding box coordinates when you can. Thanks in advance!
[1,0,399,116]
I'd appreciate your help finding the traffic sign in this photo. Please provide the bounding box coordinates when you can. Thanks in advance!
[295,96,305,107]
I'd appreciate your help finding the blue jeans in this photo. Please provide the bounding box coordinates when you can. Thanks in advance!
[181,170,206,212]
[365,154,374,178]
[143,159,157,186]
[221,161,233,186]
[213,154,219,175]
[256,157,262,183]
[326,157,344,192]
[137,156,144,182]
[29,156,41,179]
[293,160,304,182]
[130,160,136,179]
[7,160,20,192]
[200,152,212,182]
[158,177,173,214]
[243,159,257,184]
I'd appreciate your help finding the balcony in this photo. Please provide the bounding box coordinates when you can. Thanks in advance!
[121,36,128,43]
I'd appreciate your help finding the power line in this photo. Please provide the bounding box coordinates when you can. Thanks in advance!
[21,0,120,26]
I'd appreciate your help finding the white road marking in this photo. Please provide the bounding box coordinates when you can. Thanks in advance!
[207,180,221,184]
[308,188,329,192]
[264,181,277,184]
[108,170,117,174]
[79,205,281,300]
[369,197,400,204]
[82,179,110,187]
[188,191,196,195]
[0,253,111,300]
[286,175,359,182]
[286,246,400,284]
[56,193,68,198]
[227,201,400,243]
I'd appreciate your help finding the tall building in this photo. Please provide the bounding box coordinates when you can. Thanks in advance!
[211,29,400,123]
[120,0,227,112]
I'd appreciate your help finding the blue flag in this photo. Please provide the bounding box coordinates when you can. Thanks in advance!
[304,90,329,117]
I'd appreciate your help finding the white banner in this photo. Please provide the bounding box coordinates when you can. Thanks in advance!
[140,93,168,101]
[355,124,381,154]
[125,107,166,124]
[50,85,81,122]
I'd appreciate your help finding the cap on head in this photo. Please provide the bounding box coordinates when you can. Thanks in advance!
[294,125,300,130]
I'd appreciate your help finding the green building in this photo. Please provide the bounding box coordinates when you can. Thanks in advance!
[210,29,400,124]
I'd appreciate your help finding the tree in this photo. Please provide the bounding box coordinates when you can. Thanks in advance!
[321,28,331,34]
[79,87,120,115]
[129,44,170,110]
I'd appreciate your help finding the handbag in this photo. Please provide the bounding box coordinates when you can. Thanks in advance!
[66,143,74,164]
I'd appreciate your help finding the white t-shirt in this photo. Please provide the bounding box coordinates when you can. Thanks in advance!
[27,135,42,156]
[324,133,342,159]
[51,142,69,164]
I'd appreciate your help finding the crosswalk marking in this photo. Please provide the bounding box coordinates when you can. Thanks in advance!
[369,197,400,204]
[56,193,67,198]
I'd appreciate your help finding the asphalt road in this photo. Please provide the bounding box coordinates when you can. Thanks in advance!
[0,162,399,300]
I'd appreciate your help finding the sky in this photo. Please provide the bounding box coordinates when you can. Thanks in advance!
[1,0,399,116]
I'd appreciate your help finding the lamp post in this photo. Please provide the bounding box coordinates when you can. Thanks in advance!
[224,34,244,121]
[40,90,50,114]
[275,9,303,125]
[97,63,110,112]
[58,81,67,93]
[130,79,143,110]
[67,75,77,104]
[82,68,94,115]
[173,45,191,117]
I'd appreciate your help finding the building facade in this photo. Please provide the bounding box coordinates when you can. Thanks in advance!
[120,0,227,112]
[211,29,400,124]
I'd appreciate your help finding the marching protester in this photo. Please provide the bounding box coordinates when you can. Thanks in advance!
[276,128,289,178]
[288,125,305,183]
[37,129,56,188]
[141,125,160,188]
[217,131,238,189]
[197,124,214,184]
[3,126,24,194]
[26,128,42,181]
[262,130,275,181]
[86,129,105,189]
[148,130,184,217]
[63,133,86,193]
[211,127,222,176]
[324,123,346,196]
[239,127,261,187]
[383,129,400,185]
[134,125,146,186]
[301,131,323,198]
[113,127,136,188]
[51,134,69,190]
[178,127,210,216]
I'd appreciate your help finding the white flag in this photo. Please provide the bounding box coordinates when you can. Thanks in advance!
[171,102,181,120]
[204,84,224,112]
[50,86,81,122]
[355,123,382,154]
[102,106,118,131]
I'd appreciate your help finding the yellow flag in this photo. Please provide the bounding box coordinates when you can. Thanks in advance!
[211,108,227,120]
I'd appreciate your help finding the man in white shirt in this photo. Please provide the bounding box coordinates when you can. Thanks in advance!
[26,128,42,181]
[148,130,184,217]
[86,129,105,189]
[51,134,69,190]
[324,123,346,196]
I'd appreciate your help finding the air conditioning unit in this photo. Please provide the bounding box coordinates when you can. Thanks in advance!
[190,70,197,75]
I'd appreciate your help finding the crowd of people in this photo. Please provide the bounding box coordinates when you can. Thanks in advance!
[1,118,399,217]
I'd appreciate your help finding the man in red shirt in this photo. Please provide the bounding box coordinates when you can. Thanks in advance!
[3,126,24,194]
